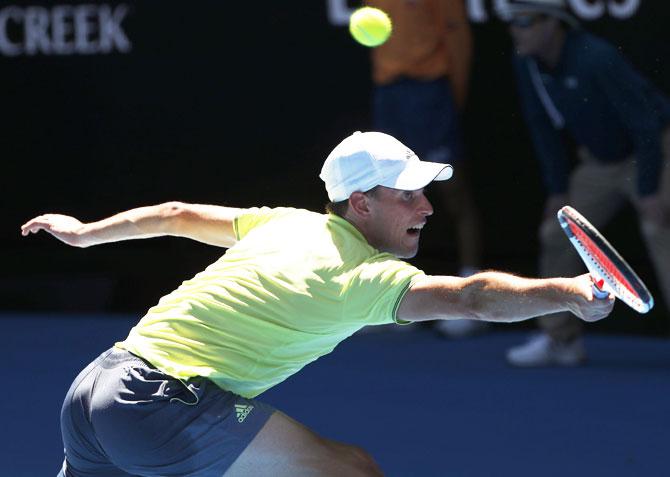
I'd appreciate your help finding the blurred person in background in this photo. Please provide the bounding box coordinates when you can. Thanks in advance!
[366,0,486,338]
[502,0,670,367]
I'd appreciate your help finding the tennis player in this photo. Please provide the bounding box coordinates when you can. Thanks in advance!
[23,131,613,477]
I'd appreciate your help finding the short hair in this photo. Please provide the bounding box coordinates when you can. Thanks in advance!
[325,199,349,217]
[324,186,381,218]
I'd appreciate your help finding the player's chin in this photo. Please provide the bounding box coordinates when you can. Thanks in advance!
[397,242,420,259]
[389,232,422,258]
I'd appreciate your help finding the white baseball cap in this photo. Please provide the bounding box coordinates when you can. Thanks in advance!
[320,131,453,202]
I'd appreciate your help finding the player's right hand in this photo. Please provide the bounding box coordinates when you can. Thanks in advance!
[566,273,615,322]
[21,214,89,247]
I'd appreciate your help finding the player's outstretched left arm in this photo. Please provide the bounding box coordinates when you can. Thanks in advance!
[21,202,243,248]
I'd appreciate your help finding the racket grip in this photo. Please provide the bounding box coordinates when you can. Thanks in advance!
[592,284,609,300]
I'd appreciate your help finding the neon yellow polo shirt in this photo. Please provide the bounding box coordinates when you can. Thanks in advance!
[118,207,424,398]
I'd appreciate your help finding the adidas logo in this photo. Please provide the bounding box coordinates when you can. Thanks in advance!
[235,404,254,423]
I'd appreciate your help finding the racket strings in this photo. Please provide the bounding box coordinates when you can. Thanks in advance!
[569,222,640,298]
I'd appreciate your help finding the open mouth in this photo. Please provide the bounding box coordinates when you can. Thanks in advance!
[407,224,425,236]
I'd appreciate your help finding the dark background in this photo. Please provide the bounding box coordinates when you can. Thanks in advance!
[3,0,669,335]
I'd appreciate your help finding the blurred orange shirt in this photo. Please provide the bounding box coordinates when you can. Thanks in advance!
[367,0,472,107]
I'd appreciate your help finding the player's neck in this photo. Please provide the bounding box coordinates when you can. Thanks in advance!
[342,213,370,242]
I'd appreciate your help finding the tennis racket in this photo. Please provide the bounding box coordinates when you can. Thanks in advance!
[557,206,654,314]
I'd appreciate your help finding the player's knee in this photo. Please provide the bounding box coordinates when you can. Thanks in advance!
[349,445,382,475]
[331,442,383,476]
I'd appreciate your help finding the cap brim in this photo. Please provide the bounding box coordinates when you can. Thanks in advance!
[383,161,453,191]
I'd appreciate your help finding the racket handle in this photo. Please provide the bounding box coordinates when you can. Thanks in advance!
[592,284,609,300]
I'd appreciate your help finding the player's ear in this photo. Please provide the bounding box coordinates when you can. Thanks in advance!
[348,191,373,217]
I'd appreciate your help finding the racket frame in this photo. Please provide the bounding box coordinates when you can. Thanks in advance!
[557,206,654,314]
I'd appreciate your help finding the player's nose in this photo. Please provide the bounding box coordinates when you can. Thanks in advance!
[418,192,433,216]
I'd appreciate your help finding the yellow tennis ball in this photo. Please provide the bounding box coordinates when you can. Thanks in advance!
[349,7,392,47]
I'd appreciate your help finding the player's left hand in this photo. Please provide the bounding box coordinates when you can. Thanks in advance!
[21,214,89,247]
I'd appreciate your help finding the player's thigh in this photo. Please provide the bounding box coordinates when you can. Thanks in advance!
[60,350,138,477]
[89,351,275,476]
[225,411,382,477]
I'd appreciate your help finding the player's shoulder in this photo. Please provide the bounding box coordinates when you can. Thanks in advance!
[242,206,321,220]
[235,206,325,238]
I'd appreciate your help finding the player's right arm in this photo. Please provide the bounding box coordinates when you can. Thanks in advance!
[397,271,613,324]
[20,202,243,248]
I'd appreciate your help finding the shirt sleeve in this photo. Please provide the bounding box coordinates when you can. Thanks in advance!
[589,41,664,196]
[233,207,297,241]
[513,56,571,195]
[343,254,426,326]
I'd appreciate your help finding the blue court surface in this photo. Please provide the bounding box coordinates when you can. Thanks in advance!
[3,313,669,477]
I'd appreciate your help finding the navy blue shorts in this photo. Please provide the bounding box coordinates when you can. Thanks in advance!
[373,77,465,164]
[57,347,275,477]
